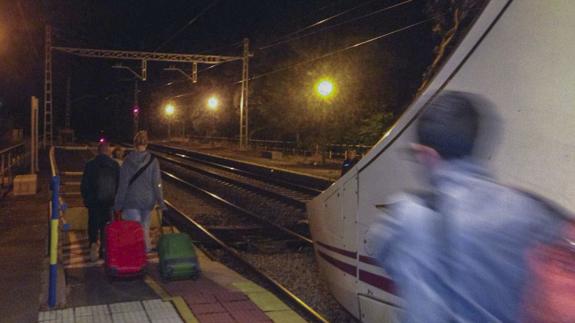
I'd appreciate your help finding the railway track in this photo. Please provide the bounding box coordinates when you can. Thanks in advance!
[162,171,312,244]
[154,146,355,322]
[156,152,309,210]
[155,154,311,236]
[149,143,332,195]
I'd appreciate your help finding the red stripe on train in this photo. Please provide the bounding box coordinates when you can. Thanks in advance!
[315,241,357,259]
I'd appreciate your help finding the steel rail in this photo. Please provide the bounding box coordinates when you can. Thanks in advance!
[150,143,326,195]
[163,200,327,323]
[171,150,322,195]
[162,170,312,245]
[156,152,307,210]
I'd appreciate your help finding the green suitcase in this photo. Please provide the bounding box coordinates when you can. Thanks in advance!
[158,232,200,280]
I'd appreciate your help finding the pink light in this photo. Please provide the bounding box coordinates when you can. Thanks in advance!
[99,138,105,143]
[133,108,139,114]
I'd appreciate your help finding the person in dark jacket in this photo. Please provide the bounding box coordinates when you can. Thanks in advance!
[81,142,120,261]
[114,131,165,253]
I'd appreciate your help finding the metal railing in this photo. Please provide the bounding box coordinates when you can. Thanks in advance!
[48,146,60,308]
[48,146,89,308]
[0,142,27,191]
[47,145,89,308]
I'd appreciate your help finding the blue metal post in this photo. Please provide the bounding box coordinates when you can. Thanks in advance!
[48,175,60,308]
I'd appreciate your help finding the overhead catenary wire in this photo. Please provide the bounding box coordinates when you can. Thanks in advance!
[150,1,396,90]
[156,0,367,83]
[154,0,420,98]
[154,0,221,52]
[257,0,387,50]
[259,0,414,50]
[246,17,432,82]
[167,16,433,100]
[160,0,415,89]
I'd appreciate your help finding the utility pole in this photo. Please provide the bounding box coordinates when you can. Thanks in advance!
[239,38,250,150]
[31,97,39,173]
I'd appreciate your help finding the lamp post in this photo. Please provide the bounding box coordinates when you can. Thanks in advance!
[164,103,175,140]
[314,79,335,165]
[207,96,219,144]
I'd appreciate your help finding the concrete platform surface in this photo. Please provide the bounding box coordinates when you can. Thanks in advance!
[0,168,50,323]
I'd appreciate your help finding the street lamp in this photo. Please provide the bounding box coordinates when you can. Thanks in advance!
[206,96,220,144]
[314,79,335,164]
[164,103,176,139]
[207,96,219,111]
[164,103,175,116]
[316,79,334,98]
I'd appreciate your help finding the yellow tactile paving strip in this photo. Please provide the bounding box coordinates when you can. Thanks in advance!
[232,282,306,322]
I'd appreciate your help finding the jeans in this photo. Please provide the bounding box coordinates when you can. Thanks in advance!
[122,208,152,252]
[88,207,111,255]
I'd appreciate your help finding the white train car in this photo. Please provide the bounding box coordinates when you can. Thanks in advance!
[307,0,575,321]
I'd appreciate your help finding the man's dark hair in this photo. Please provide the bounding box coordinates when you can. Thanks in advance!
[416,91,479,159]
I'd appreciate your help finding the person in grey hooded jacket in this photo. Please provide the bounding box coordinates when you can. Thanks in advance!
[114,131,165,252]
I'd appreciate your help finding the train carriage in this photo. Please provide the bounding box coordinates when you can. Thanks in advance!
[307,0,575,321]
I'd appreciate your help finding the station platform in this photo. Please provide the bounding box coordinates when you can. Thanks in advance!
[0,152,307,323]
[0,155,51,322]
[41,220,306,323]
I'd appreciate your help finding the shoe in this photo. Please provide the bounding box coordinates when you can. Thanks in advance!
[89,244,98,262]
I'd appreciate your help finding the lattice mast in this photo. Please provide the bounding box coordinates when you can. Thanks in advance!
[43,26,53,147]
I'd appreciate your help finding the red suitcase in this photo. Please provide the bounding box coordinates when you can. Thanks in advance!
[105,218,146,278]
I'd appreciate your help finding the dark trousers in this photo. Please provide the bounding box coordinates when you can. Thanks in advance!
[88,207,111,253]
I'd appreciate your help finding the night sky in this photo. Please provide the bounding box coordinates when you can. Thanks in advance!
[0,0,435,142]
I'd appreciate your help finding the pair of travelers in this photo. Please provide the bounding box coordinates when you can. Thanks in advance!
[81,131,164,261]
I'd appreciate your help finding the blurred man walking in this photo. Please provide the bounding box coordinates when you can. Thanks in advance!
[369,91,564,322]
